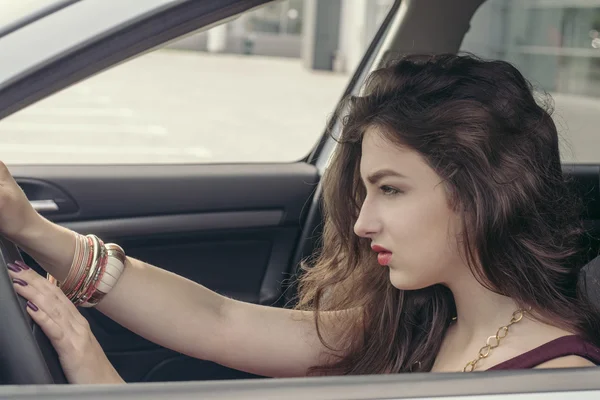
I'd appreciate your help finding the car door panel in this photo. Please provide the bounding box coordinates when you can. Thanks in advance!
[10,163,318,382]
[11,164,317,222]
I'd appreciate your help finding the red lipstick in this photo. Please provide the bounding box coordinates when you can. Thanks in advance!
[371,245,392,266]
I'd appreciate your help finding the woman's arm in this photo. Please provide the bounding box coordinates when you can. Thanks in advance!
[13,217,338,378]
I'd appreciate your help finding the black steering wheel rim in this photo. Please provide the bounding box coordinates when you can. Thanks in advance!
[0,236,67,384]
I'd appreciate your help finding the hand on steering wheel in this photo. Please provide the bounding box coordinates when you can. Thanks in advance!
[0,161,123,384]
[7,260,122,384]
[0,159,68,384]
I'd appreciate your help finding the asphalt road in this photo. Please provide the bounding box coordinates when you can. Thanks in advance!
[0,50,598,165]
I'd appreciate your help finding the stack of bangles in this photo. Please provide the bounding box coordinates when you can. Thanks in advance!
[47,233,126,308]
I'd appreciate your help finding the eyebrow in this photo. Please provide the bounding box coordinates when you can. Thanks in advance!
[365,169,407,185]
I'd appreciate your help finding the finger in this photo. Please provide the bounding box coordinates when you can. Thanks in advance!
[8,262,92,333]
[24,301,66,344]
[11,262,65,300]
[0,160,10,180]
[8,262,82,321]
[11,274,75,332]
[17,277,95,364]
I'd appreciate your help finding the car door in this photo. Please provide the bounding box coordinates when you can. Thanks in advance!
[0,0,400,382]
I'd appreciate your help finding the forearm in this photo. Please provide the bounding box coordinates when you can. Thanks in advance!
[96,257,229,360]
[14,216,75,282]
[12,216,230,361]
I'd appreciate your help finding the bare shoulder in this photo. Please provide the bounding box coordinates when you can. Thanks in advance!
[534,356,596,369]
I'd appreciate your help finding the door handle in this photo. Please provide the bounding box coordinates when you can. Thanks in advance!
[17,179,78,216]
[29,200,59,213]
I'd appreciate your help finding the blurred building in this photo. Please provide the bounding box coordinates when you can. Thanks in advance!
[462,0,600,98]
[169,0,600,98]
[168,0,394,73]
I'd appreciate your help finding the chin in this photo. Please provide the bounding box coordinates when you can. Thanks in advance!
[387,266,434,291]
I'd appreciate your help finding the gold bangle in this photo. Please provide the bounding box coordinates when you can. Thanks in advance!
[64,235,94,299]
[71,235,101,304]
[76,243,107,306]
[48,232,84,289]
[60,233,86,293]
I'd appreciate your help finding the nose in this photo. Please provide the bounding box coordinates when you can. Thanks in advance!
[353,198,381,238]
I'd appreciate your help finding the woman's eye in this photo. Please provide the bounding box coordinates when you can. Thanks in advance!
[380,185,401,196]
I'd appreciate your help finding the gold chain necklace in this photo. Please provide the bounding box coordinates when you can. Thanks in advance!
[463,309,525,372]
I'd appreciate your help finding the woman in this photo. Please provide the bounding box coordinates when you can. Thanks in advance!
[3,54,600,384]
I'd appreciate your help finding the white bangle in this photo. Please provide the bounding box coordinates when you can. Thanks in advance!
[80,244,126,308]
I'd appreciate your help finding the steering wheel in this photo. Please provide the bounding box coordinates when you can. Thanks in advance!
[0,236,67,384]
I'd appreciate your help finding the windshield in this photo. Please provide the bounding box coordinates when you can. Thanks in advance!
[0,0,65,32]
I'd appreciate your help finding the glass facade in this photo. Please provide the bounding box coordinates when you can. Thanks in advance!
[462,0,600,97]
[245,0,304,35]
[462,0,600,163]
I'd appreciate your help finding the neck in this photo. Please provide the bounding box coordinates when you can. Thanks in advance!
[446,270,521,342]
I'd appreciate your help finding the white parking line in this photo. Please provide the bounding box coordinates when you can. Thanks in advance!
[0,122,168,136]
[16,107,136,117]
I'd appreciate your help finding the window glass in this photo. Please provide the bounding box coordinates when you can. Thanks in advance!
[461,0,600,163]
[0,0,394,164]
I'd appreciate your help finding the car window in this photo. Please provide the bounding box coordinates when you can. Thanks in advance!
[0,0,394,165]
[461,0,600,163]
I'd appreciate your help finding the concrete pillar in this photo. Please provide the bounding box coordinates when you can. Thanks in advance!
[302,0,342,70]
[207,23,228,53]
[336,0,368,74]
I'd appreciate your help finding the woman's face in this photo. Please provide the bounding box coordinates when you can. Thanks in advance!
[354,127,465,290]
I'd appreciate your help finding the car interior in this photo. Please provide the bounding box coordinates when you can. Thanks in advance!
[0,0,600,396]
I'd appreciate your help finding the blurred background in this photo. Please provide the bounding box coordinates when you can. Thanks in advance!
[0,0,599,164]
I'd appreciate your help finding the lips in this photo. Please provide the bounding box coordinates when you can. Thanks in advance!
[377,252,392,266]
[371,245,392,266]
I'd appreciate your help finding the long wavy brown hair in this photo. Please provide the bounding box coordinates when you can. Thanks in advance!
[295,54,600,375]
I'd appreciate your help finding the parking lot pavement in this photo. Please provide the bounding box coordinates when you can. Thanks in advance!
[0,50,349,164]
[0,50,598,165]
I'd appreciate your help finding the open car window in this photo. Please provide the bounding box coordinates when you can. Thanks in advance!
[0,0,394,165]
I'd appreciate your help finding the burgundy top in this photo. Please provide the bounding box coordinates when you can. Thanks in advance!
[489,335,600,370]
